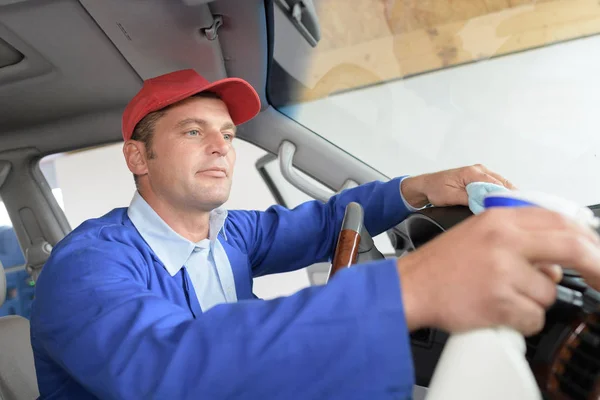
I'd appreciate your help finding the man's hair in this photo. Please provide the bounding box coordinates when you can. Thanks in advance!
[130,91,222,188]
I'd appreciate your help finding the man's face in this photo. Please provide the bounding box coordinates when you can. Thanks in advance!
[143,96,237,212]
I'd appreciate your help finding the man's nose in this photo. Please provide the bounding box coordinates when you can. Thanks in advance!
[206,132,230,156]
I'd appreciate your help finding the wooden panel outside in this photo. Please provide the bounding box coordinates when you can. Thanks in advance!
[296,0,600,101]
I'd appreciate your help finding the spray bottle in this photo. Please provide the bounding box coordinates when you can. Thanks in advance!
[425,190,600,400]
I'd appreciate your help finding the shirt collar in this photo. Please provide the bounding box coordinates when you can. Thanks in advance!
[127,191,228,276]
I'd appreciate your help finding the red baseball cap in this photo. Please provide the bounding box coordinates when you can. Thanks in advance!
[122,69,261,141]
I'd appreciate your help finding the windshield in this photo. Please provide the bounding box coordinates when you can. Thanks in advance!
[268,0,600,206]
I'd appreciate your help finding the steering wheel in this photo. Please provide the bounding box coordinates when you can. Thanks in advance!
[328,202,386,281]
[328,202,600,400]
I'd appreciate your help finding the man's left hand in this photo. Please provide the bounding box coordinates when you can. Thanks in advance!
[400,164,516,208]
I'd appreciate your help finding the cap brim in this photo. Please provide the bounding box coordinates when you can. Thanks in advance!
[199,77,261,126]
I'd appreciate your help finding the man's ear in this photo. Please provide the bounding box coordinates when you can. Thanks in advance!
[123,140,149,176]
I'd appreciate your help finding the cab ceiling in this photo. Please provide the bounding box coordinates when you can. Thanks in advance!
[0,0,269,154]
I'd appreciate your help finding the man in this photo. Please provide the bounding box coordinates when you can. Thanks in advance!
[30,69,600,399]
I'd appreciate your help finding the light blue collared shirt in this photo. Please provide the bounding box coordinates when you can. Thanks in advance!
[127,191,237,311]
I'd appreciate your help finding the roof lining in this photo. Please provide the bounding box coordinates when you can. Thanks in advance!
[0,0,272,157]
[0,36,23,68]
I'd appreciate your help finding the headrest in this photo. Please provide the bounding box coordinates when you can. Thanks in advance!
[0,262,5,306]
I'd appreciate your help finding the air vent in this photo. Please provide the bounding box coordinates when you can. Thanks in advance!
[553,320,600,400]
[0,37,23,68]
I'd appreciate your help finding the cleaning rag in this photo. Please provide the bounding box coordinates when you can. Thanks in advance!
[466,182,510,215]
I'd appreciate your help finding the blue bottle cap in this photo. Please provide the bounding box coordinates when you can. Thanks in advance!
[484,195,537,209]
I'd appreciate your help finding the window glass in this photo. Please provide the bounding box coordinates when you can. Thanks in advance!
[0,200,30,319]
[269,1,600,206]
[42,143,137,229]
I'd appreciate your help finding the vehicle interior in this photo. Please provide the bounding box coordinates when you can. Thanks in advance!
[1,0,600,399]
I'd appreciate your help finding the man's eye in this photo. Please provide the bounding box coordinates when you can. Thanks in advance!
[223,133,234,141]
[186,130,200,136]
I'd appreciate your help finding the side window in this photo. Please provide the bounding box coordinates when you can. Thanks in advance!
[41,143,137,230]
[0,200,30,319]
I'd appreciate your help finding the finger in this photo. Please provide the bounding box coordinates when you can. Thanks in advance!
[538,264,564,283]
[475,164,517,189]
[498,207,600,245]
[497,292,546,336]
[485,172,517,190]
[482,174,508,188]
[517,231,600,290]
[487,172,517,190]
[467,168,505,187]
[513,264,558,308]
[512,296,546,336]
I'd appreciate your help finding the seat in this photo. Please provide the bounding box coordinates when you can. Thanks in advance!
[0,263,39,400]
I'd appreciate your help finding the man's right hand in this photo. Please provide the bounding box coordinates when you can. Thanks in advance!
[397,207,600,336]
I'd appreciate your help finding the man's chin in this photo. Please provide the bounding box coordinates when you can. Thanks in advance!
[189,190,230,211]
